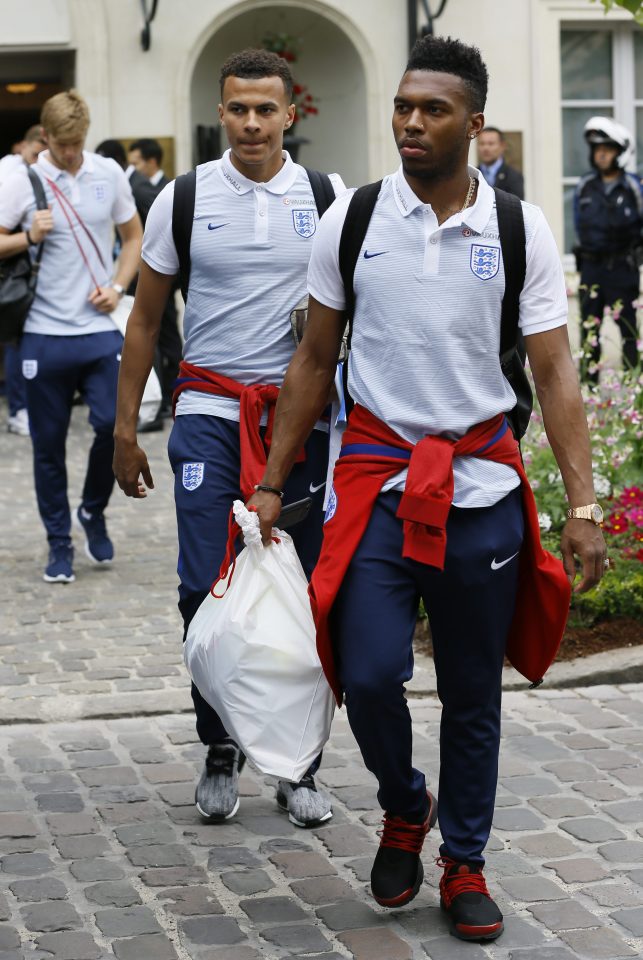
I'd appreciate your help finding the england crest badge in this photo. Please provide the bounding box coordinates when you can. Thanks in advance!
[470,244,500,281]
[182,462,204,491]
[22,360,38,380]
[324,486,337,524]
[292,209,316,238]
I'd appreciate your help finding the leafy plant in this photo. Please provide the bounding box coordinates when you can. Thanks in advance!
[590,0,643,26]
[261,32,319,127]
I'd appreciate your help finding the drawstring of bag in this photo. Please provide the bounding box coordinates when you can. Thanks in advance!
[210,505,280,599]
[45,177,107,293]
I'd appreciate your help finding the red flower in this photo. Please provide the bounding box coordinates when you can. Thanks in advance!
[620,486,643,506]
[293,84,304,96]
[636,548,643,563]
[604,511,630,535]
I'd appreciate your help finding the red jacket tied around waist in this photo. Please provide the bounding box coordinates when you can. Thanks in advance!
[309,404,571,704]
[173,360,305,500]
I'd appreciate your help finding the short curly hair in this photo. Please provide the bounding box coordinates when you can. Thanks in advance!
[220,48,294,101]
[406,35,488,113]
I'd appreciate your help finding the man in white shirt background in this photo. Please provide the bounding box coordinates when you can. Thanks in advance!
[0,91,142,583]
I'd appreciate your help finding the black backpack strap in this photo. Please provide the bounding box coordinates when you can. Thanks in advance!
[495,187,532,438]
[305,169,335,218]
[338,181,383,345]
[172,169,197,303]
[495,187,526,359]
[26,167,49,270]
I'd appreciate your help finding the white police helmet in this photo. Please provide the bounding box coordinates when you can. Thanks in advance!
[583,116,634,169]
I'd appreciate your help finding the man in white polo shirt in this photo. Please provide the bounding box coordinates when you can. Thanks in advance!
[250,36,606,941]
[113,49,344,828]
[0,91,142,583]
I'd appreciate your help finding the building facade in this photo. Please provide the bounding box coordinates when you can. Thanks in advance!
[1,0,641,258]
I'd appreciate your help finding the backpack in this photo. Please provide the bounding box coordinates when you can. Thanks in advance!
[171,166,335,304]
[337,183,532,440]
[0,167,49,344]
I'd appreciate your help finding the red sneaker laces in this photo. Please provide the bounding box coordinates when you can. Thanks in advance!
[377,813,429,854]
[437,857,491,907]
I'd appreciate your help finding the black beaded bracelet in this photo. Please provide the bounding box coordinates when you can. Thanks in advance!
[25,229,34,246]
[254,483,284,499]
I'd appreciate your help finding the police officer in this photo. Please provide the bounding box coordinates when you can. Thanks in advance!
[574,117,642,382]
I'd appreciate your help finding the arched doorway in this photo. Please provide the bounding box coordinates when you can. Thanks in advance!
[189,3,369,187]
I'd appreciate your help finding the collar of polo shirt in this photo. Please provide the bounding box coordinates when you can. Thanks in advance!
[37,149,94,180]
[392,164,495,234]
[218,148,298,197]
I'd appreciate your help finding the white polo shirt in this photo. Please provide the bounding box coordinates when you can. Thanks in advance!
[0,153,24,186]
[307,166,569,507]
[142,149,345,421]
[0,150,136,335]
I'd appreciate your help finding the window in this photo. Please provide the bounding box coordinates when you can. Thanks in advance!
[561,25,642,253]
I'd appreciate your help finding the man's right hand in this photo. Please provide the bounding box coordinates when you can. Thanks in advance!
[29,206,54,243]
[113,437,155,498]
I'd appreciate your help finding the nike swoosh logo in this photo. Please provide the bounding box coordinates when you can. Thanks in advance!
[490,551,519,570]
[309,481,326,493]
[363,250,388,259]
[208,222,230,231]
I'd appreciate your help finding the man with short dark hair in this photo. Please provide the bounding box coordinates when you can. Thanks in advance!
[113,48,344,828]
[250,35,605,941]
[477,126,524,199]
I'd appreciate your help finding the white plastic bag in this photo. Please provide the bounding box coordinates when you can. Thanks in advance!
[184,500,335,781]
[111,293,162,427]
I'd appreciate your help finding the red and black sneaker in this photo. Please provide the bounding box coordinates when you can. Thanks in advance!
[370,790,437,908]
[438,857,504,941]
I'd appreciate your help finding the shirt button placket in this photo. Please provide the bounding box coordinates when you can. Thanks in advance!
[255,185,268,241]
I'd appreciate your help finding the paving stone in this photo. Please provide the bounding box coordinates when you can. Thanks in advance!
[558,927,637,957]
[54,835,111,860]
[337,927,411,958]
[0,814,39,837]
[610,906,643,935]
[83,881,142,907]
[239,814,300,836]
[492,916,546,947]
[0,929,19,950]
[315,824,374,856]
[139,866,208,887]
[559,817,625,843]
[572,780,626,801]
[46,814,98,836]
[207,847,263,870]
[240,896,308,924]
[289,876,358,905]
[345,857,371,882]
[111,934,178,959]
[114,822,176,847]
[156,783,193,806]
[498,877,567,902]
[543,761,606,782]
[529,796,594,818]
[93,906,162,936]
[527,900,599,930]
[90,786,150,804]
[24,773,78,794]
[505,947,580,959]
[14,757,63,773]
[598,840,643,862]
[261,924,331,953]
[69,859,125,882]
[585,882,642,907]
[502,776,561,797]
[157,886,224,916]
[77,767,138,787]
[422,935,488,959]
[269,851,337,878]
[258,838,312,855]
[35,794,84,813]
[610,766,643,786]
[67,750,119,769]
[492,808,545,830]
[221,869,274,895]
[140,763,194,783]
[315,901,382,930]
[542,858,610,883]
[20,901,81,932]
[126,844,194,868]
[59,737,110,752]
[1,853,55,875]
[180,916,246,945]
[0,892,9,921]
[36,931,102,959]
[9,878,68,901]
[603,799,643,822]
[485,852,537,876]
[96,801,158,824]
[512,834,579,858]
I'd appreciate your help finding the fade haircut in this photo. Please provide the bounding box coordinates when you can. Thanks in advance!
[41,90,90,141]
[129,137,163,165]
[406,35,488,113]
[24,125,46,144]
[220,48,294,102]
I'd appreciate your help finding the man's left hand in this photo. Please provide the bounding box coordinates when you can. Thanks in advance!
[560,519,608,593]
[89,285,120,314]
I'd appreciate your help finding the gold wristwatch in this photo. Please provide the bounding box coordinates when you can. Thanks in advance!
[566,503,604,525]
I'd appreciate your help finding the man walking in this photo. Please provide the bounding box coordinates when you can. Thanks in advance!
[250,36,606,941]
[574,117,641,382]
[113,49,343,827]
[0,91,142,582]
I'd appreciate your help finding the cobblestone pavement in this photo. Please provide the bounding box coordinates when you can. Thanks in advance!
[2,406,643,959]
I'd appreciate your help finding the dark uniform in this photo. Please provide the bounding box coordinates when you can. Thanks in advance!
[574,170,642,380]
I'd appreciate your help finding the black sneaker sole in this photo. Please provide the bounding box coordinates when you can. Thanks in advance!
[440,899,504,941]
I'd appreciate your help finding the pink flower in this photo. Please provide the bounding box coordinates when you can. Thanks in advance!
[628,507,643,527]
[620,486,643,506]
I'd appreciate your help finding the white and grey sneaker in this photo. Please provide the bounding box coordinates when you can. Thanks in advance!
[276,773,333,828]
[195,740,246,821]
